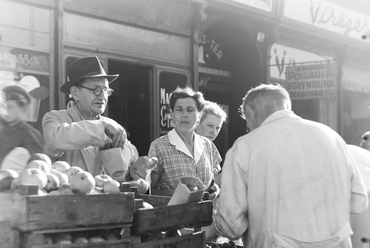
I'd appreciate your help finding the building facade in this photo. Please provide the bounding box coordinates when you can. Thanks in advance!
[1,0,370,158]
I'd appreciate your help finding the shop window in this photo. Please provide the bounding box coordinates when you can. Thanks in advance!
[159,72,187,135]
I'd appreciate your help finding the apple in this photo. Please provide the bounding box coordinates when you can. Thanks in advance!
[27,153,52,167]
[0,169,19,192]
[52,161,70,173]
[26,160,51,174]
[94,174,112,187]
[91,187,104,194]
[0,169,19,180]
[64,166,84,181]
[70,171,95,195]
[73,236,89,243]
[54,233,72,244]
[103,179,120,194]
[38,189,47,196]
[57,184,74,195]
[44,174,60,193]
[89,236,105,243]
[19,168,48,190]
[48,190,62,195]
[50,169,69,185]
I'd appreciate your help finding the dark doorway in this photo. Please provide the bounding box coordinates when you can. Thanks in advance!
[108,60,152,156]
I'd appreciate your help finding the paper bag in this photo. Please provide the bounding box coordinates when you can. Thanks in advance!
[167,176,206,206]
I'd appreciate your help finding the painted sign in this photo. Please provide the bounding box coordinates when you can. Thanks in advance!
[270,43,332,80]
[0,47,50,73]
[159,72,187,135]
[281,63,337,99]
[198,33,231,77]
[284,0,370,41]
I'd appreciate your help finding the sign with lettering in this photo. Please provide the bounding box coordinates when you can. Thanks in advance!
[0,46,50,73]
[284,0,370,41]
[159,72,187,135]
[281,63,337,99]
[270,43,333,81]
[198,33,231,77]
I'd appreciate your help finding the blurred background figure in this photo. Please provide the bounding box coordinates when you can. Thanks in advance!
[0,85,44,173]
[195,100,227,142]
[360,131,370,151]
[195,100,227,188]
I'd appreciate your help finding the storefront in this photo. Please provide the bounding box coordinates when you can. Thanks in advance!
[0,0,55,131]
[195,0,275,159]
[271,0,370,146]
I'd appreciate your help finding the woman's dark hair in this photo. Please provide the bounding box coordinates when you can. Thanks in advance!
[169,86,205,112]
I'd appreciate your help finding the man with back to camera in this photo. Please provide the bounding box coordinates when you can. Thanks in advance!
[212,83,368,248]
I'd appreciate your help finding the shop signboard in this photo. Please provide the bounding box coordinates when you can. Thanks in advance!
[281,63,337,99]
[0,47,50,73]
[0,47,50,122]
[284,0,370,42]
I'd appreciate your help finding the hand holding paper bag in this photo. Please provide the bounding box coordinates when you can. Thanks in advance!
[168,176,206,206]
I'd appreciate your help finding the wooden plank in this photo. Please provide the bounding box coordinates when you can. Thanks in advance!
[0,221,18,248]
[7,193,135,231]
[138,194,171,207]
[132,201,213,234]
[22,240,132,248]
[133,231,205,248]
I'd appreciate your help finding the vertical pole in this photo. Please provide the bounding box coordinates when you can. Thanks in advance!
[56,0,64,110]
[191,0,208,91]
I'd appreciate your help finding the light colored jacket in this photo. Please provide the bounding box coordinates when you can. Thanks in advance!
[42,102,134,178]
[213,110,368,248]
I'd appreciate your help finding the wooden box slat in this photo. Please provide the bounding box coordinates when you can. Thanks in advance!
[22,240,132,248]
[132,194,213,234]
[133,231,205,248]
[0,192,135,231]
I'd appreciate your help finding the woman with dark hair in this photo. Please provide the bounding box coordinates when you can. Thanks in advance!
[148,87,221,199]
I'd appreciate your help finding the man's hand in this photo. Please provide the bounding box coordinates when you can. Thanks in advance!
[102,119,127,148]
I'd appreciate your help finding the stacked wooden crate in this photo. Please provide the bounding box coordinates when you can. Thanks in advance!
[0,185,213,248]
[131,190,213,248]
[0,185,135,248]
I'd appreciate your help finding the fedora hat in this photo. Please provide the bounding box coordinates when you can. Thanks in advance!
[60,56,119,94]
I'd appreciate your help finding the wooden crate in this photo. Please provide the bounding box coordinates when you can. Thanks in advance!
[133,231,205,248]
[132,194,213,235]
[0,191,135,231]
[19,224,132,248]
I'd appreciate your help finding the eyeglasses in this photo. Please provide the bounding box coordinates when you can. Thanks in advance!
[238,104,246,120]
[78,85,114,96]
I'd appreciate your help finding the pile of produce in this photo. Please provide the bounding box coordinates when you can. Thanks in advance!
[0,153,124,195]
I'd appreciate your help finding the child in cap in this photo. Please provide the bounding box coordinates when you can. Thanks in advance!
[0,85,44,173]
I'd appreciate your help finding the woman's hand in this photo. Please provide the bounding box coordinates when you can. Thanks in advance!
[208,183,220,201]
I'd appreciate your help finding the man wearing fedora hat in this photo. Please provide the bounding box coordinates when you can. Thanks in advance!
[42,56,131,177]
